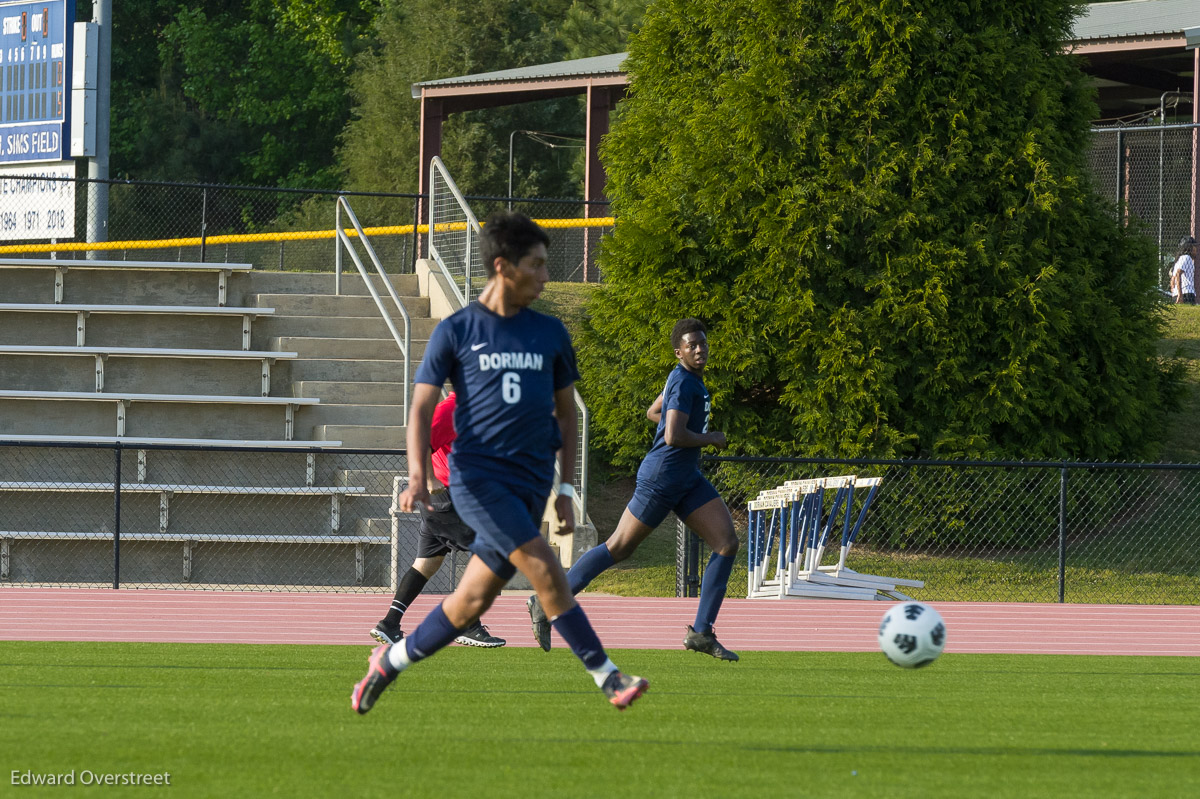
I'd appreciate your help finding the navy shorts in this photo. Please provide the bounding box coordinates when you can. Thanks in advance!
[450,478,549,581]
[416,488,475,559]
[627,471,720,528]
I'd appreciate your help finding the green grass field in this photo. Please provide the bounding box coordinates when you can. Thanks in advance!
[2,642,1197,798]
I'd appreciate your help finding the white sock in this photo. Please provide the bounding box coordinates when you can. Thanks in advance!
[587,657,618,688]
[386,640,413,672]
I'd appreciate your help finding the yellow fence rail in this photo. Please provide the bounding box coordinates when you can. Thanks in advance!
[0,217,616,255]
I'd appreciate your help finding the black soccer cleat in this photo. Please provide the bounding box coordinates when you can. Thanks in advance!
[370,621,405,646]
[454,622,506,648]
[601,670,649,711]
[684,625,740,662]
[526,595,552,652]
[351,644,400,715]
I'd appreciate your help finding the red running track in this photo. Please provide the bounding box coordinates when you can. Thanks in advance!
[1,588,1197,655]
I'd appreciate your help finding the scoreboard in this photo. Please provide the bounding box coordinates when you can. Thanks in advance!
[0,0,72,163]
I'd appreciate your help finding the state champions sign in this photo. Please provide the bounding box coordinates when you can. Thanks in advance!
[0,160,75,240]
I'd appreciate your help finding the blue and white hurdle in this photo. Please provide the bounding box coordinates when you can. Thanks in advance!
[746,475,923,600]
[814,477,924,594]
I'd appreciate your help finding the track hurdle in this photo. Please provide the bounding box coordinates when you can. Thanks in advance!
[746,475,923,600]
[814,476,924,595]
[747,481,877,599]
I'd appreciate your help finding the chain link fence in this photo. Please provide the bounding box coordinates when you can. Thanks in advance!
[0,441,477,593]
[1086,122,1200,288]
[469,196,611,283]
[676,456,1200,605]
[0,172,610,282]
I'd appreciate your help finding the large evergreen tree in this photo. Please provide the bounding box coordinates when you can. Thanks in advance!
[583,0,1178,465]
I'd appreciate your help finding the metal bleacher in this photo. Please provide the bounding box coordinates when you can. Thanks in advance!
[0,257,420,589]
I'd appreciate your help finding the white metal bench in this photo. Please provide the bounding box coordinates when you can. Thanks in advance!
[0,345,297,395]
[0,390,320,440]
[0,480,365,534]
[0,303,274,350]
[0,434,341,448]
[0,529,389,583]
[0,259,253,306]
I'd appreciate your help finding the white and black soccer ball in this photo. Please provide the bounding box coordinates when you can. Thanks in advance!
[878,602,946,668]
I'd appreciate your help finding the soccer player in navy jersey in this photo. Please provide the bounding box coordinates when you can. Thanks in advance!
[352,211,647,713]
[528,318,741,661]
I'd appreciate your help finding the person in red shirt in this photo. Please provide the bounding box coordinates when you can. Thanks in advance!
[370,392,505,647]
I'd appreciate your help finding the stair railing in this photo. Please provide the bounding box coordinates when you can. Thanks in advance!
[333,196,412,417]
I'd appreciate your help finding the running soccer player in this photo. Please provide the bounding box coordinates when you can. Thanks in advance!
[369,392,505,649]
[527,318,741,661]
[352,211,648,713]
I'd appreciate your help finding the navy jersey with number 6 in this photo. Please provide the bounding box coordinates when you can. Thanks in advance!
[637,364,711,487]
[414,302,580,493]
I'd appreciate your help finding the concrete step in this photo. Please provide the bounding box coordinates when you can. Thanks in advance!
[1,353,268,396]
[0,312,246,351]
[0,397,296,440]
[316,424,407,448]
[345,492,395,519]
[354,517,394,538]
[255,315,439,341]
[269,336,426,361]
[281,359,410,384]
[337,469,406,496]
[0,446,408,489]
[298,403,406,428]
[233,271,420,300]
[0,490,354,537]
[252,293,430,318]
[4,268,237,306]
[295,381,408,405]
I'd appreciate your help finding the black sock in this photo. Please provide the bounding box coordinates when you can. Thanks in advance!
[382,568,429,626]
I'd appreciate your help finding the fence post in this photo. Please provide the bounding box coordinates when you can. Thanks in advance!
[675,517,701,598]
[1058,466,1068,603]
[113,443,122,590]
[411,199,421,273]
[689,528,701,597]
[1116,129,1127,224]
[200,187,208,262]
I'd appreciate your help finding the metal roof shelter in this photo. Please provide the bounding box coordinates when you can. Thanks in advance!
[412,1,1200,201]
[1071,0,1200,121]
[413,53,627,213]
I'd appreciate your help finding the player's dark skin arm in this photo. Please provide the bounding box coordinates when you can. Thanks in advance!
[658,403,727,450]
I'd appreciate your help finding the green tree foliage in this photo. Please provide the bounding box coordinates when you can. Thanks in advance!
[583,0,1180,467]
[339,0,597,198]
[103,0,646,198]
[160,0,372,188]
[557,0,645,59]
[106,0,373,187]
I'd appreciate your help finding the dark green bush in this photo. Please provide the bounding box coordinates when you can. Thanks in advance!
[580,0,1178,475]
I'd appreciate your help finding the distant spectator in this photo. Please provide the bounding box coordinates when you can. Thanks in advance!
[1170,236,1197,305]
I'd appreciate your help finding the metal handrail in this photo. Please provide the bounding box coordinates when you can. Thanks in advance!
[333,196,412,416]
[575,387,589,522]
[428,156,482,305]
